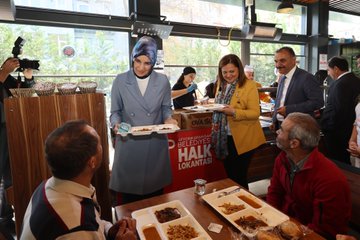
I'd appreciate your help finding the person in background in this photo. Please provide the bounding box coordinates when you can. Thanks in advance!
[21,120,137,240]
[348,96,360,167]
[0,58,35,233]
[267,112,351,239]
[243,64,271,103]
[211,54,265,189]
[171,66,197,109]
[110,36,177,204]
[356,54,360,69]
[270,47,324,131]
[204,75,220,99]
[321,56,360,165]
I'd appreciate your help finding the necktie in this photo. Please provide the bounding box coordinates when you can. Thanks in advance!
[275,75,287,109]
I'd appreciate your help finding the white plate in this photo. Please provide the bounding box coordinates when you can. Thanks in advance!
[155,124,180,134]
[130,126,155,136]
[202,186,289,237]
[132,200,212,240]
[183,104,225,112]
[117,124,179,136]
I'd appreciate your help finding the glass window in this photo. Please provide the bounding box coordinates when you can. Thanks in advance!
[163,36,242,97]
[329,11,360,40]
[0,23,129,93]
[249,42,306,86]
[161,0,244,28]
[14,0,129,17]
[255,0,307,35]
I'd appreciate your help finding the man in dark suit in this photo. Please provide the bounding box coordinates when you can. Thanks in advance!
[321,56,360,164]
[270,47,324,131]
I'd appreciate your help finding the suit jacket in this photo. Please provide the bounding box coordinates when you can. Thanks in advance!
[272,67,324,123]
[109,70,173,195]
[228,79,266,155]
[321,72,360,136]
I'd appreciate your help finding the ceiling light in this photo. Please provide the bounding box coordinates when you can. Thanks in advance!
[277,0,294,14]
[242,22,282,40]
[131,21,173,39]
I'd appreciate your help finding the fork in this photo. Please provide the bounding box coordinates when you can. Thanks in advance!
[217,187,241,198]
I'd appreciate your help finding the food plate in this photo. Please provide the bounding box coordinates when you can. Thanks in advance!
[202,186,289,238]
[183,104,225,112]
[154,124,180,134]
[132,200,212,240]
[117,124,179,136]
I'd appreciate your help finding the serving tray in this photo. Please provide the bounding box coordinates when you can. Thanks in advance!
[183,104,225,112]
[117,124,180,136]
[202,186,289,238]
[132,200,212,240]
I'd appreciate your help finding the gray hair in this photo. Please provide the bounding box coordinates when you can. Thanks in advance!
[286,112,320,151]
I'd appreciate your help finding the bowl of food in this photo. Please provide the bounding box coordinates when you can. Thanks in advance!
[9,88,35,98]
[33,82,56,96]
[57,82,78,95]
[78,81,97,94]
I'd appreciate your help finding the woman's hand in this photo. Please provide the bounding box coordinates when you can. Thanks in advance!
[165,117,178,125]
[219,105,235,116]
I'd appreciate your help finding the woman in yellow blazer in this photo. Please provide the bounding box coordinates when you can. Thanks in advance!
[211,54,265,189]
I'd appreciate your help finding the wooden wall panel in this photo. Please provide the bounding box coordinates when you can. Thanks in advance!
[4,93,111,238]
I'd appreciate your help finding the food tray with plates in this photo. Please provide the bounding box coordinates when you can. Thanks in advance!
[117,124,179,136]
[202,186,289,238]
[131,200,212,240]
[183,104,225,112]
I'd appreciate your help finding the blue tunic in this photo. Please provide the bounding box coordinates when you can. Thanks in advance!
[109,70,173,194]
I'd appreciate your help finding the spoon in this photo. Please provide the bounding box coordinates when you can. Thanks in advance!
[217,187,241,198]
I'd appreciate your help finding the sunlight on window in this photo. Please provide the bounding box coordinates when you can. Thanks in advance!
[14,0,128,17]
[161,0,243,28]
[163,36,241,96]
[329,11,360,40]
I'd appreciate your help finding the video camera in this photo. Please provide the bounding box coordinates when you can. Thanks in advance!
[12,37,40,71]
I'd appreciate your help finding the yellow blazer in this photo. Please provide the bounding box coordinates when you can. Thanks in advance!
[228,79,266,155]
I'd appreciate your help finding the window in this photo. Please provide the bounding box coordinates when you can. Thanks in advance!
[250,42,306,86]
[163,36,241,96]
[161,0,244,28]
[0,23,129,93]
[14,0,129,17]
[329,11,360,40]
[255,0,307,35]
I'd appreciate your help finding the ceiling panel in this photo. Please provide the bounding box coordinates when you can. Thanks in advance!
[293,0,360,16]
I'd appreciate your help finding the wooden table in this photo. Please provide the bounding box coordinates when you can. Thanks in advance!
[115,178,325,240]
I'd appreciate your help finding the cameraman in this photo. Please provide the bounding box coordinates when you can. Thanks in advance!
[0,57,34,233]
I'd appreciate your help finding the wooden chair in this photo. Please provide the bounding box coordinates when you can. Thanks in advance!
[4,93,112,238]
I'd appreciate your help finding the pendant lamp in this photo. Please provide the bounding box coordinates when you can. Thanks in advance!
[277,0,294,13]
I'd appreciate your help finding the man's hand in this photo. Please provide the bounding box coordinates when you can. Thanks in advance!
[277,106,286,117]
[108,217,137,240]
[114,217,137,240]
[1,58,19,73]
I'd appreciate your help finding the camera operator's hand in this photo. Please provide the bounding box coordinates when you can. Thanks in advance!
[23,68,33,80]
[0,58,19,83]
[2,58,19,73]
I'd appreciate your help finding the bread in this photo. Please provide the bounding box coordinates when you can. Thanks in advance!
[257,230,282,240]
[279,220,302,239]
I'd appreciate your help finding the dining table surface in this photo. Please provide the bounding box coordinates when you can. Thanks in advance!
[115,178,325,240]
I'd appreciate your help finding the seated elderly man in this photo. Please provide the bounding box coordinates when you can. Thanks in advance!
[21,120,137,240]
[267,112,351,239]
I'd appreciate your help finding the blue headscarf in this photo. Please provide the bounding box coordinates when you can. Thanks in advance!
[131,36,157,66]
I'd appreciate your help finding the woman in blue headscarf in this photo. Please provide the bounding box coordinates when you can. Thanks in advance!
[110,36,177,204]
